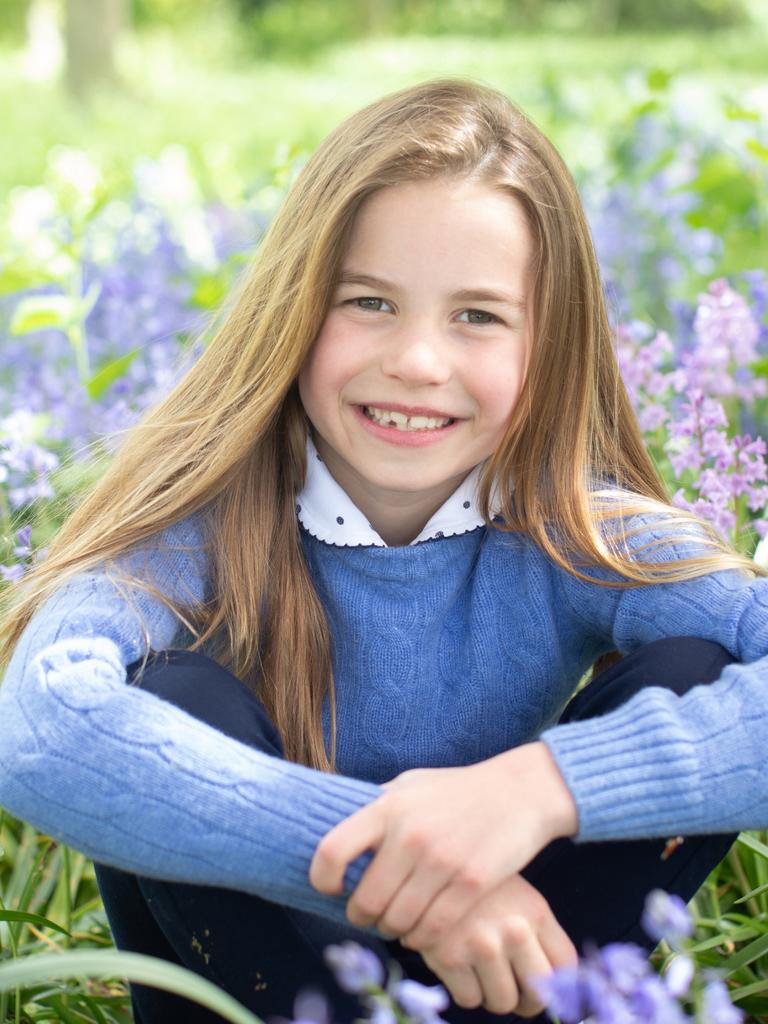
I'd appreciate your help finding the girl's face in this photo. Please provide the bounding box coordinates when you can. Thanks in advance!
[298,176,533,540]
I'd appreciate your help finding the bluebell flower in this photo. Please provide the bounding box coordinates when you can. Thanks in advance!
[367,1001,398,1024]
[531,965,586,1022]
[323,941,385,994]
[627,974,690,1023]
[588,987,636,1024]
[595,942,651,995]
[641,889,694,946]
[663,955,694,998]
[14,525,32,552]
[392,979,450,1023]
[290,989,331,1024]
[0,563,25,583]
[701,978,743,1024]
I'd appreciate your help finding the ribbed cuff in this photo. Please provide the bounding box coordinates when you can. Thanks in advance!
[539,687,705,842]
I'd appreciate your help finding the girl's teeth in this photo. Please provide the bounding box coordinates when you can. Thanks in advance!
[364,407,453,430]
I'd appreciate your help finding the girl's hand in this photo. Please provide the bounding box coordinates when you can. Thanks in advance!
[415,872,578,1017]
[308,742,578,945]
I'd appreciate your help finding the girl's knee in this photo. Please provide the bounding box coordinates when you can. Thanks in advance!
[127,648,285,754]
[564,636,736,724]
[623,636,736,693]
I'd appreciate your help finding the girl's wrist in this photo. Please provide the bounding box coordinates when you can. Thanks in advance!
[491,741,580,843]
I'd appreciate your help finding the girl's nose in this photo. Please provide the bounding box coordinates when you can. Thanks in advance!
[379,323,452,386]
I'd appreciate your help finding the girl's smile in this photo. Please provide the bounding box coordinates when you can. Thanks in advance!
[298,176,533,545]
[353,403,464,447]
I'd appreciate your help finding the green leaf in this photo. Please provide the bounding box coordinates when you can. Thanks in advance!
[79,279,102,319]
[735,880,768,904]
[190,271,229,309]
[647,67,671,92]
[725,105,760,122]
[629,98,660,118]
[9,294,76,336]
[746,139,768,162]
[0,263,61,296]
[0,950,264,1024]
[0,909,70,937]
[85,349,141,401]
[737,832,768,860]
[687,925,759,953]
[731,977,768,1000]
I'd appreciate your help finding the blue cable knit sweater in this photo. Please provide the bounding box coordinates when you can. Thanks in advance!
[0,503,766,931]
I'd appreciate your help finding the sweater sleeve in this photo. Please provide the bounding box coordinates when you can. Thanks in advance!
[0,513,384,931]
[539,516,768,842]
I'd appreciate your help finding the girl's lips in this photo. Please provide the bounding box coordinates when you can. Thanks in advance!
[352,404,464,447]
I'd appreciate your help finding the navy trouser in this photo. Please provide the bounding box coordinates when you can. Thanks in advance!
[94,638,739,1024]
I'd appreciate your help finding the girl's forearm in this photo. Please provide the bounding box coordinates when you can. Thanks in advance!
[489,741,580,846]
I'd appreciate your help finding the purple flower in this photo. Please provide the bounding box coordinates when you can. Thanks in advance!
[532,965,587,1022]
[663,955,694,998]
[595,942,651,995]
[0,563,25,583]
[694,278,760,365]
[701,977,744,1023]
[290,989,331,1024]
[391,979,450,1023]
[323,941,385,994]
[14,525,32,549]
[367,1003,397,1024]
[627,974,689,1023]
[641,890,693,946]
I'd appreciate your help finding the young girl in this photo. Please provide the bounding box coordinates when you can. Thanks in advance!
[0,77,763,1024]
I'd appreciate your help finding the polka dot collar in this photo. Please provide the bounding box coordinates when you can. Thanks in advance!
[296,434,504,547]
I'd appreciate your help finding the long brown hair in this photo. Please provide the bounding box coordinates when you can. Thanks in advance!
[0,77,759,771]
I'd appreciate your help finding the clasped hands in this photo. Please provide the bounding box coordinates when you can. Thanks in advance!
[309,741,580,1017]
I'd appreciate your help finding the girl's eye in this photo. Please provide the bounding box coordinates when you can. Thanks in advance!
[457,309,501,326]
[347,297,393,313]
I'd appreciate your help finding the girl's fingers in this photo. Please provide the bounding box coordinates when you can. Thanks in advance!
[502,927,554,1018]
[344,834,420,928]
[369,858,455,937]
[511,914,579,1018]
[401,875,483,949]
[538,911,580,970]
[422,951,484,1011]
[471,943,521,1015]
[309,803,387,894]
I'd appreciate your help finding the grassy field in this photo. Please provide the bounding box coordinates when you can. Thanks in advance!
[1,13,767,199]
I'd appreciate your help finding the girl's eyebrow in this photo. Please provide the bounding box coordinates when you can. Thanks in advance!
[337,270,527,313]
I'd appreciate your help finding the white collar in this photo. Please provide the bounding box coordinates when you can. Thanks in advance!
[296,435,503,548]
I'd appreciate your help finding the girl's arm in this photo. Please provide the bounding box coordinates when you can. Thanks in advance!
[0,515,385,929]
[542,516,768,843]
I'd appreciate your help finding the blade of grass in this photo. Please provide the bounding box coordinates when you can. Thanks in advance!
[0,949,266,1024]
[0,909,70,936]
[735,880,768,904]
[737,832,768,860]
[730,977,768,1000]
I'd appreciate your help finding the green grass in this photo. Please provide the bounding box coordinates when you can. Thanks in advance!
[1,13,766,199]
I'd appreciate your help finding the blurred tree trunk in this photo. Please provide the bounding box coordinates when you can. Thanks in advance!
[359,0,395,35]
[587,0,622,31]
[64,0,127,101]
[510,0,544,28]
